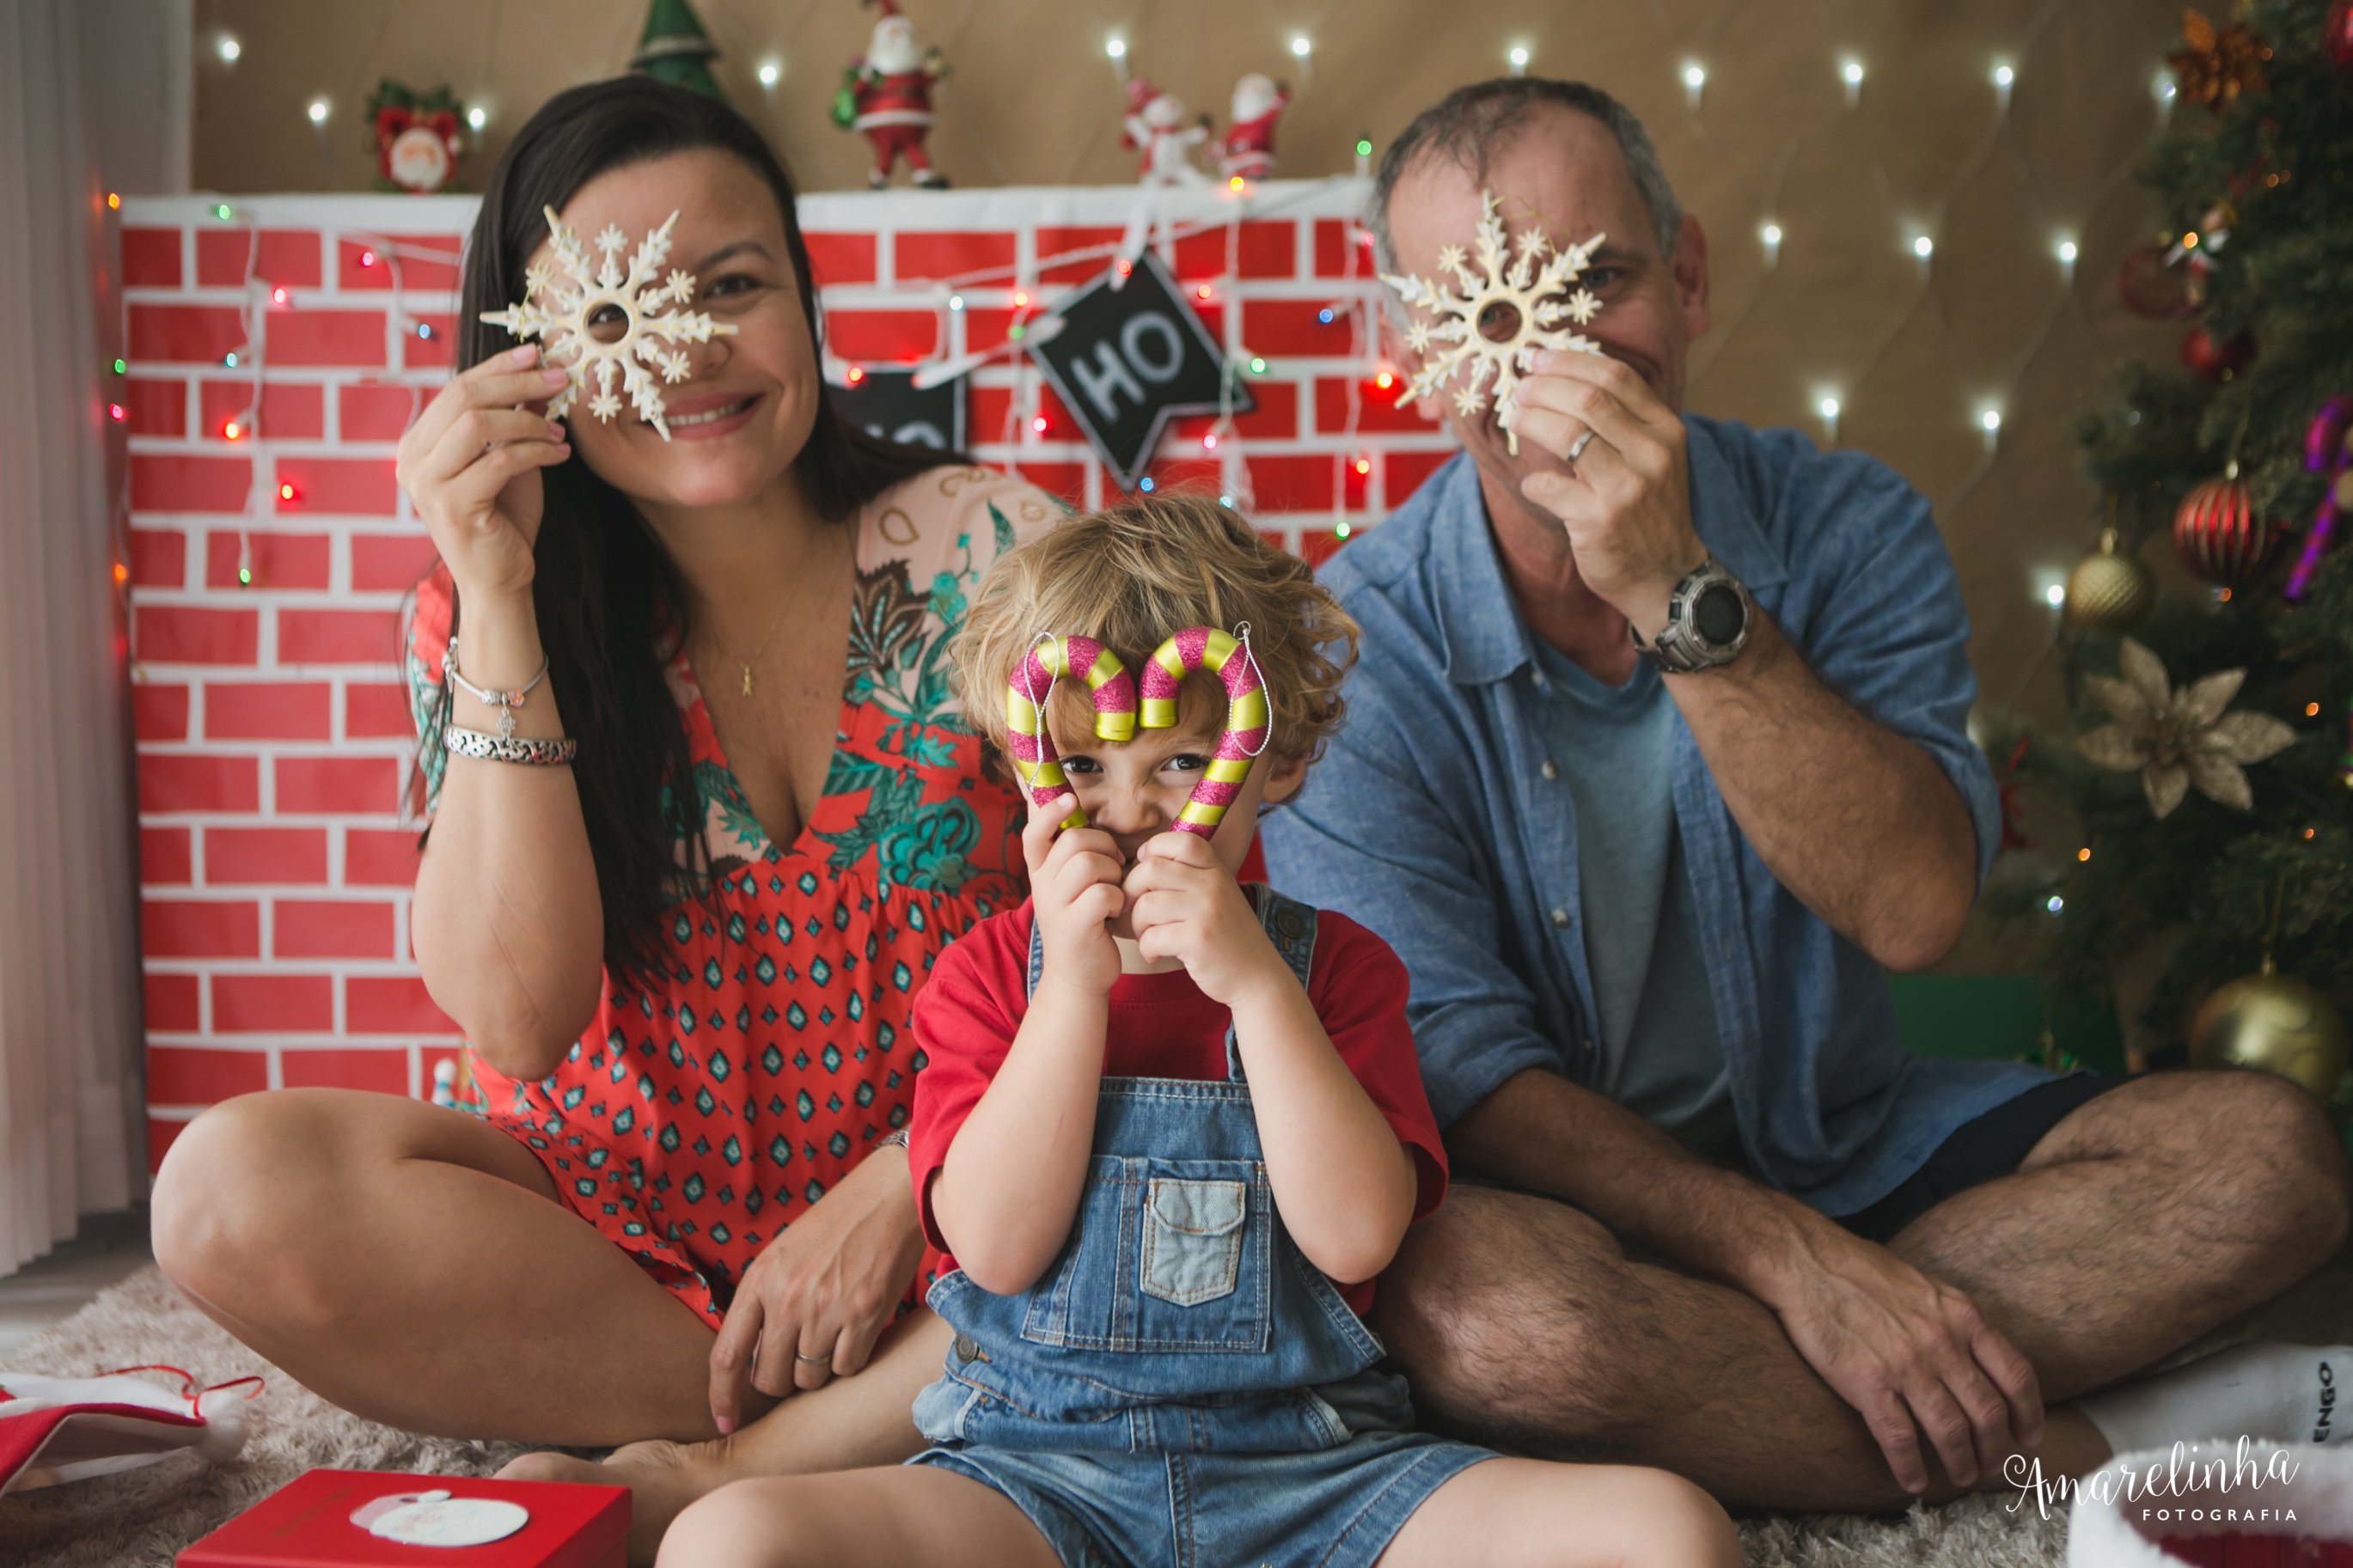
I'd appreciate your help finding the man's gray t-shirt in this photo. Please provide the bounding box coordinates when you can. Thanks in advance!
[1528,638,1738,1163]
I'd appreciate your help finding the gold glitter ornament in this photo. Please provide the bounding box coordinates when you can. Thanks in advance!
[2064,528,2157,631]
[2189,961,2351,1104]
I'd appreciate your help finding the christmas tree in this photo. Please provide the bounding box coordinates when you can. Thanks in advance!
[1989,0,2353,1083]
[630,0,727,103]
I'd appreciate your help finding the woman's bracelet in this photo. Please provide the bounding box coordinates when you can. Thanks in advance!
[443,726,578,766]
[445,637,549,742]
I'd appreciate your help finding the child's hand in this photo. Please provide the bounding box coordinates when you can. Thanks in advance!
[1021,792,1124,997]
[1124,833,1291,1008]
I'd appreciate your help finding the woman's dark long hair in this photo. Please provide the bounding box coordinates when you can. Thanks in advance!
[428,76,952,982]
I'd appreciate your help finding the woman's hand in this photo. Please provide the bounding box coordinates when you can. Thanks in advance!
[706,1138,925,1433]
[395,344,573,602]
[1022,792,1125,999]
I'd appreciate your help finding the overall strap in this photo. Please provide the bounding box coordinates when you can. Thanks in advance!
[1225,884,1320,1083]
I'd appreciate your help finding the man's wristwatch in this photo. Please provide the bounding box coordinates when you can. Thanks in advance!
[1630,555,1754,674]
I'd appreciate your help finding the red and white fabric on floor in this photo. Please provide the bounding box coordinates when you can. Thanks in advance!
[2068,1441,2353,1566]
[0,1366,256,1494]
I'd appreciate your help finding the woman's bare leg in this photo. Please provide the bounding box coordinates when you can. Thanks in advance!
[151,1089,940,1446]
[501,1313,952,1565]
[655,1467,1060,1568]
[1378,1458,1740,1568]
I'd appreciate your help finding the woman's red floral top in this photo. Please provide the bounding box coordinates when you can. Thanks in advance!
[407,467,1060,1322]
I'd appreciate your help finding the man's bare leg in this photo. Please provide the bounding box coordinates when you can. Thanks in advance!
[155,1090,949,1563]
[1374,1071,2350,1510]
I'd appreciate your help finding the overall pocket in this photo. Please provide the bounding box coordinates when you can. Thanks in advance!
[1140,1178,1246,1305]
[1018,1156,1273,1355]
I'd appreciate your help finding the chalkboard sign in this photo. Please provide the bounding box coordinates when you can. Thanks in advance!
[826,369,965,453]
[1030,250,1250,492]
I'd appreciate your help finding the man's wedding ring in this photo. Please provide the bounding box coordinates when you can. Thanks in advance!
[1567,430,1597,463]
[793,1351,832,1365]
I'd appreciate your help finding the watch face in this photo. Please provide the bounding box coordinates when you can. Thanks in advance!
[1690,581,1747,647]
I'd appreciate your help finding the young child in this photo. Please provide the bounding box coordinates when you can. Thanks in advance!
[657,495,1738,1568]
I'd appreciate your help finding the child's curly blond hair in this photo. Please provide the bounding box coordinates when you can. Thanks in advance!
[955,491,1360,773]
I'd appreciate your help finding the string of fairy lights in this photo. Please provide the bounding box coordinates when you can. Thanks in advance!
[181,6,2188,607]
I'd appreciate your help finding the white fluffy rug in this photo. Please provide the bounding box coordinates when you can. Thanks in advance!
[3,1256,2348,1567]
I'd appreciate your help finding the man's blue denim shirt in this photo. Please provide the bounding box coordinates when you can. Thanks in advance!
[1260,418,2053,1217]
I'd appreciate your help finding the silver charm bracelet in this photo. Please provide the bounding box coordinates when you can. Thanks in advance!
[443,726,578,766]
[445,637,551,741]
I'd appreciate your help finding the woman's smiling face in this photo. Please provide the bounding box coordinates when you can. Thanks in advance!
[531,148,822,511]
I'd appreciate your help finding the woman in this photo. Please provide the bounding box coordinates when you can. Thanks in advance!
[151,77,1060,1552]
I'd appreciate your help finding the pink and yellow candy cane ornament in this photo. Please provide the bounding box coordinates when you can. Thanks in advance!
[1140,625,1271,836]
[1005,634,1137,830]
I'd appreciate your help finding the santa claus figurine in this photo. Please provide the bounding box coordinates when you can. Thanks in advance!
[1121,76,1210,186]
[831,0,949,189]
[1217,74,1290,182]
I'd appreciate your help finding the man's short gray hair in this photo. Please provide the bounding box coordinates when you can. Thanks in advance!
[1367,77,1684,279]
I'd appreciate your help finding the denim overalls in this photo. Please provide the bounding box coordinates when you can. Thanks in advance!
[910,887,1494,1568]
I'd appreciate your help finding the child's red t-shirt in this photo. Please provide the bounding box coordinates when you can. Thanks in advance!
[908,894,1448,1315]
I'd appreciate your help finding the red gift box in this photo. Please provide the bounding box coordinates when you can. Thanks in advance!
[176,1469,629,1568]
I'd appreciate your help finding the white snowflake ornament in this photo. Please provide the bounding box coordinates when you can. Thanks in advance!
[1382,190,1606,454]
[478,206,738,442]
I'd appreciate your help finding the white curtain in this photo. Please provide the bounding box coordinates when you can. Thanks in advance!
[0,0,187,1275]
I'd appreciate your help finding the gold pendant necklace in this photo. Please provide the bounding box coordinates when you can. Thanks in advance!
[724,531,850,697]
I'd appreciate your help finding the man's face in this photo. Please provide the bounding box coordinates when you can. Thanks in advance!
[1381,107,1709,503]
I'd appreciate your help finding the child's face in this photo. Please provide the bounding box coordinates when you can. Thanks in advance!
[1047,688,1305,888]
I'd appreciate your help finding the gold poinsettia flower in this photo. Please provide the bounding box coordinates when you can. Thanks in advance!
[2075,637,2297,818]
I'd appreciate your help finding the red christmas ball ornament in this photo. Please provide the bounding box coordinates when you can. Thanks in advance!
[2182,325,2255,384]
[2118,242,2196,319]
[2173,466,2277,583]
[2325,0,2353,78]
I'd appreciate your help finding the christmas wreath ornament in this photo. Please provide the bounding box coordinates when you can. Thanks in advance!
[2062,526,2156,631]
[478,208,737,441]
[2167,7,2270,109]
[1381,190,1608,455]
[2173,461,2277,583]
[364,80,466,194]
[2075,637,2297,818]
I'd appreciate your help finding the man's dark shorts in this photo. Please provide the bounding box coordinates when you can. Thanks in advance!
[1831,1071,2129,1243]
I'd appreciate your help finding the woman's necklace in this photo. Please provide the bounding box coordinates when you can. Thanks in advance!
[731,602,791,697]
[721,530,852,697]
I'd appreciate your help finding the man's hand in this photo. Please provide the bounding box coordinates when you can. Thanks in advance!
[1124,833,1288,1007]
[1761,1221,2044,1492]
[1504,348,1703,641]
[706,1138,923,1433]
[1020,792,1124,998]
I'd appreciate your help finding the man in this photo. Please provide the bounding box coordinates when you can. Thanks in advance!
[1260,77,2351,1510]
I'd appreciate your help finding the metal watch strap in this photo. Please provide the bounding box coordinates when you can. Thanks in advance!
[443,726,578,766]
[1631,556,1753,674]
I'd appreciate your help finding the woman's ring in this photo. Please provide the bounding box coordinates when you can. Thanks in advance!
[1566,430,1597,463]
[793,1351,832,1366]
